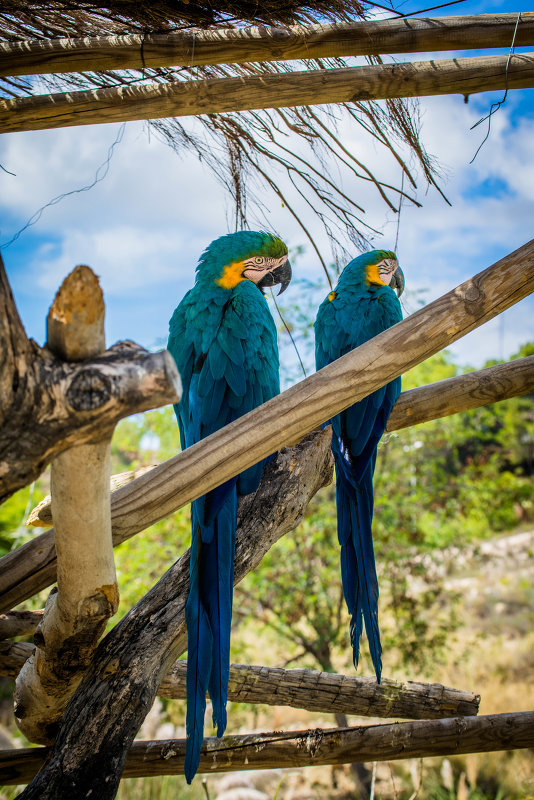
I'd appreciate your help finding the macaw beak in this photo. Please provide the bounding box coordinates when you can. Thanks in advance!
[258,258,292,295]
[391,265,405,297]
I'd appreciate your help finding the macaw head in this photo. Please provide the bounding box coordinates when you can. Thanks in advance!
[196,230,292,295]
[344,249,404,297]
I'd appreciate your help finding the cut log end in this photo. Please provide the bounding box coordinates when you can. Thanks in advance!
[47,265,105,360]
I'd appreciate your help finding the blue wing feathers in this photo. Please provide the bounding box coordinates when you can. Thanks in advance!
[168,277,280,784]
[315,255,403,683]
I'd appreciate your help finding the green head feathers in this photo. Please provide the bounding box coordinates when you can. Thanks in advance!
[195,231,291,294]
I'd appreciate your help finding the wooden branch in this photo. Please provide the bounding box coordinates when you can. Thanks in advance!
[1,52,534,134]
[0,641,34,678]
[14,266,120,744]
[27,465,157,528]
[2,14,533,77]
[387,354,534,431]
[1,240,532,614]
[6,711,534,786]
[13,431,333,798]
[160,661,480,719]
[1,641,479,721]
[0,610,43,639]
[0,255,181,503]
[25,355,534,529]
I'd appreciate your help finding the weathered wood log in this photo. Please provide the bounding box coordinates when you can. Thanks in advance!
[0,641,34,679]
[26,464,157,528]
[387,354,534,431]
[0,255,181,503]
[14,266,120,744]
[25,355,534,529]
[0,610,43,639]
[1,52,534,134]
[2,641,479,721]
[1,241,533,614]
[6,711,534,785]
[15,430,333,797]
[160,661,480,720]
[1,14,533,77]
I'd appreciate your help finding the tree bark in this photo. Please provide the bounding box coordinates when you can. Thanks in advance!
[14,267,119,744]
[4,644,479,721]
[5,711,534,786]
[0,611,43,640]
[2,14,533,77]
[1,52,534,134]
[0,255,181,503]
[15,430,333,798]
[1,241,533,613]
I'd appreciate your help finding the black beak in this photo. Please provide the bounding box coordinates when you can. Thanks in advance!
[258,258,292,295]
[391,265,405,297]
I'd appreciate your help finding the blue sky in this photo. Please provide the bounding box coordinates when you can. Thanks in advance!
[1,0,533,370]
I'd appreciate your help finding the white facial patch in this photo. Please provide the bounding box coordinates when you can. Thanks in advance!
[376,258,398,286]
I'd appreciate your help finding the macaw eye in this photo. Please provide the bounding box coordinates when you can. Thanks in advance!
[254,257,264,265]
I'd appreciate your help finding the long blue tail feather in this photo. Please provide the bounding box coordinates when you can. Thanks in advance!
[185,525,213,784]
[335,449,382,683]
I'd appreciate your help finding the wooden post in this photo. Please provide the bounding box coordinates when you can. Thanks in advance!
[1,14,533,77]
[1,52,534,134]
[4,711,534,785]
[0,241,533,613]
[14,267,119,744]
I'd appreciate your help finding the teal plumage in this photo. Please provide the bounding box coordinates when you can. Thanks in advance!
[168,231,290,783]
[314,250,404,682]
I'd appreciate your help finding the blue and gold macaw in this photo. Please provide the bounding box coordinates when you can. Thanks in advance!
[168,231,291,783]
[314,250,404,683]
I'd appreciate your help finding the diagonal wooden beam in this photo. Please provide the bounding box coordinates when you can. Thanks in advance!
[0,240,532,614]
[1,52,534,134]
[1,14,533,78]
[3,711,534,785]
[24,354,534,529]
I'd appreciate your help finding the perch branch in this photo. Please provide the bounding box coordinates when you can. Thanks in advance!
[1,240,532,613]
[0,255,181,503]
[1,14,533,77]
[14,266,120,744]
[0,610,43,639]
[5,711,534,785]
[25,354,534,529]
[1,52,534,133]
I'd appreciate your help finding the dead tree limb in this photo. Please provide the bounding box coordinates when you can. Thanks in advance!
[5,711,534,786]
[0,641,34,679]
[14,267,119,744]
[0,611,43,640]
[1,643,479,721]
[2,14,533,77]
[1,240,532,614]
[25,354,534,529]
[1,52,534,134]
[0,254,181,503]
[160,661,480,719]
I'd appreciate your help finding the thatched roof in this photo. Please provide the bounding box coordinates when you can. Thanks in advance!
[1,0,365,40]
[1,1,438,278]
